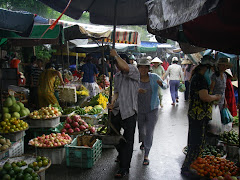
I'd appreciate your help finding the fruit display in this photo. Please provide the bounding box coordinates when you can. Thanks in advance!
[88,93,108,109]
[29,106,62,119]
[0,135,11,152]
[190,156,239,179]
[29,132,72,148]
[213,175,240,180]
[233,116,239,125]
[28,156,50,171]
[0,117,29,133]
[1,95,30,120]
[61,115,96,134]
[183,145,226,157]
[97,74,110,88]
[0,161,39,180]
[87,105,103,115]
[62,107,75,115]
[219,130,239,145]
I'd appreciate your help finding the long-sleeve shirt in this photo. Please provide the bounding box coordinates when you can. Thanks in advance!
[164,64,183,81]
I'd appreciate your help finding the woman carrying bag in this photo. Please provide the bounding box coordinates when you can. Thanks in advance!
[181,55,221,177]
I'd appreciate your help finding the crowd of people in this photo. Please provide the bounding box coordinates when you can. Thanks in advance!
[4,50,237,179]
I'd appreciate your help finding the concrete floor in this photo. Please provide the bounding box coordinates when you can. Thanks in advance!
[45,89,190,180]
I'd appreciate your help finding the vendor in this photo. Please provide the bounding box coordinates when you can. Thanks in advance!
[38,63,64,107]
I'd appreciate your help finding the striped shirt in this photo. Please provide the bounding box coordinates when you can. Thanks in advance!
[112,65,140,120]
[31,67,43,87]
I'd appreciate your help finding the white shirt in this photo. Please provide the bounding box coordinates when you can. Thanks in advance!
[164,64,183,81]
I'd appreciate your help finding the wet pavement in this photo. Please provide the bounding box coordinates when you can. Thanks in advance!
[45,89,190,180]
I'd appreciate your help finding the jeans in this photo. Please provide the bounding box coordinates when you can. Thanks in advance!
[169,80,180,103]
[111,112,137,170]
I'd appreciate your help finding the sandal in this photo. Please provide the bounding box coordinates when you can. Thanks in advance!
[171,103,175,106]
[176,99,179,103]
[143,159,149,165]
[140,143,144,150]
[114,169,129,178]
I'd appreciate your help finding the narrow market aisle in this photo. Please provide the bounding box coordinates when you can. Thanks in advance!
[46,89,189,180]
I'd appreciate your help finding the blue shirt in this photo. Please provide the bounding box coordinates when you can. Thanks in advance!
[81,62,98,83]
[149,73,167,110]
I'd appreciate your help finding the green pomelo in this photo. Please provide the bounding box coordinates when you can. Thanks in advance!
[3,113,11,120]
[10,95,16,104]
[3,97,13,107]
[19,109,28,117]
[17,102,24,109]
[24,108,30,115]
[12,112,20,119]
[11,104,20,113]
[2,107,9,114]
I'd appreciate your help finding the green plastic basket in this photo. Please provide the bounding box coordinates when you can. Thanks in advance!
[65,136,102,168]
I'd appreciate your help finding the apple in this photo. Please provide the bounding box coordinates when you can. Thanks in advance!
[64,123,71,129]
[54,143,58,146]
[68,128,74,134]
[79,125,86,131]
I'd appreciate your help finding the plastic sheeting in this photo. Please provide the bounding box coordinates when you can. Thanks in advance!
[0,8,34,37]
[39,0,148,25]
[146,0,219,31]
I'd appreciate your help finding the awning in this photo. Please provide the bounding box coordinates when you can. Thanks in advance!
[0,24,64,46]
[61,22,140,45]
[0,8,35,37]
[146,0,240,54]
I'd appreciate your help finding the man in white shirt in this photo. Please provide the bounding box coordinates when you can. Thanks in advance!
[163,57,184,105]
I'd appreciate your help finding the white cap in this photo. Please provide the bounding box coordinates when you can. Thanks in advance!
[151,57,163,63]
[147,56,152,60]
[172,57,178,62]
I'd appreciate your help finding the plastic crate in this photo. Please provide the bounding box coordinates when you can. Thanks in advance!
[65,135,102,168]
[9,138,24,157]
[2,131,26,142]
[27,117,60,128]
[36,147,65,164]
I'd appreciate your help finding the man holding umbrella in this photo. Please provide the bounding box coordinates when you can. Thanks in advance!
[108,49,140,178]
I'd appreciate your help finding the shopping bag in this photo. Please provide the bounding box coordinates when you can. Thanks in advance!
[208,105,223,135]
[221,108,233,125]
[178,83,186,92]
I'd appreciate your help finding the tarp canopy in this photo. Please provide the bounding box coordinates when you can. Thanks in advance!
[0,25,64,47]
[60,22,140,45]
[146,0,240,54]
[39,0,148,25]
[0,8,35,37]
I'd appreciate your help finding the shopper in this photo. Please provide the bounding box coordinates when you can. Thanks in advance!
[108,49,140,178]
[80,54,99,98]
[163,57,184,105]
[30,59,43,109]
[225,69,237,117]
[210,58,232,111]
[151,57,165,107]
[182,60,194,101]
[181,55,221,176]
[38,63,64,107]
[137,57,167,165]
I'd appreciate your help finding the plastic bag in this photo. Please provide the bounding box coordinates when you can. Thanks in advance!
[178,83,186,92]
[208,105,223,135]
[221,108,233,125]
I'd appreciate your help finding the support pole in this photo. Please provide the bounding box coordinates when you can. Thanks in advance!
[237,55,240,148]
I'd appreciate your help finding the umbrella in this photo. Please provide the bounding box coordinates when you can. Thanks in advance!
[38,0,148,141]
[38,0,147,25]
